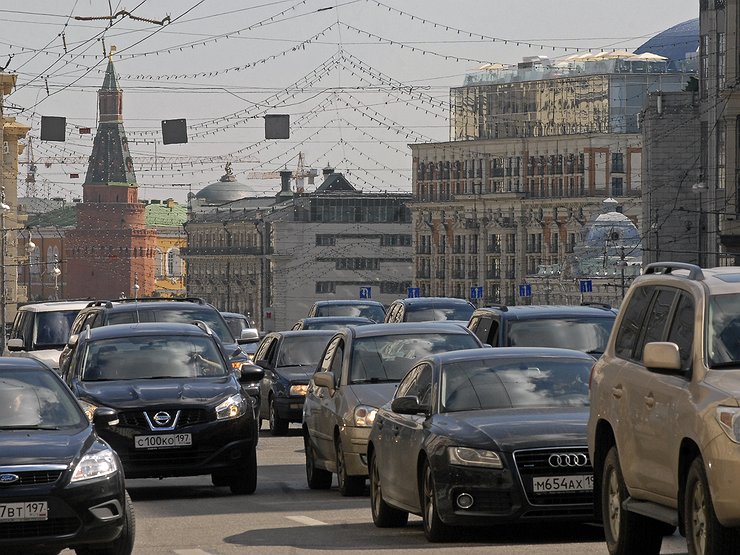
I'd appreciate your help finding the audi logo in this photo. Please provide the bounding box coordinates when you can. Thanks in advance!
[548,453,589,468]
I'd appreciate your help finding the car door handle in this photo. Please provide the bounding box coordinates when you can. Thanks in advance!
[644,394,655,409]
[611,385,623,399]
[392,425,400,436]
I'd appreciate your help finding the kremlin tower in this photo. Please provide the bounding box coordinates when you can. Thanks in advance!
[64,50,156,299]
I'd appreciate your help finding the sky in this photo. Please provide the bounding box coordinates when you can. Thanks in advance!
[1,0,699,204]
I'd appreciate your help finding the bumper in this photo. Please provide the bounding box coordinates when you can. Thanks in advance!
[0,474,125,551]
[340,426,372,477]
[273,396,306,423]
[101,414,256,479]
[432,460,594,526]
[704,434,740,526]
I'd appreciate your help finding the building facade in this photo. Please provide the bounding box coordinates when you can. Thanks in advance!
[146,199,187,297]
[411,51,693,306]
[184,169,413,331]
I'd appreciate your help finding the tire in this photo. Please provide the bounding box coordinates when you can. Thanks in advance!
[269,397,289,436]
[304,432,332,489]
[685,457,740,555]
[421,460,452,542]
[601,446,663,555]
[76,491,135,555]
[335,437,365,497]
[369,450,408,528]
[229,444,257,495]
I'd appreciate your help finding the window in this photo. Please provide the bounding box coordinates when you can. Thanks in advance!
[611,153,624,173]
[636,289,678,361]
[166,247,183,277]
[718,32,727,89]
[700,35,710,98]
[154,248,164,278]
[615,286,654,359]
[667,294,695,373]
[718,122,726,189]
[611,177,624,197]
[315,281,336,294]
[316,235,335,246]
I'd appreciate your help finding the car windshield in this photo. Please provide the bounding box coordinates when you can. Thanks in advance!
[708,294,740,367]
[0,370,87,429]
[34,310,80,348]
[306,319,371,330]
[276,336,330,367]
[405,303,474,322]
[440,357,592,413]
[316,304,385,322]
[80,335,228,381]
[506,318,614,355]
[350,332,479,383]
[107,306,235,343]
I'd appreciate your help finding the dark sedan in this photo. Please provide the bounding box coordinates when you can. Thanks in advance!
[367,347,595,542]
[0,358,133,554]
[253,330,334,435]
[291,316,374,331]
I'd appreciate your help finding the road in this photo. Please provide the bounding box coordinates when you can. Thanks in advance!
[66,425,691,554]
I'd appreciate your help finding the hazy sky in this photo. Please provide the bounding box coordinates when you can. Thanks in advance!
[1,0,699,203]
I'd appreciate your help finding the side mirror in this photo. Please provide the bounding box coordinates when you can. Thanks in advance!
[643,342,682,372]
[239,364,265,383]
[391,395,426,415]
[92,407,119,428]
[67,334,79,349]
[6,338,24,351]
[254,359,273,371]
[312,371,335,390]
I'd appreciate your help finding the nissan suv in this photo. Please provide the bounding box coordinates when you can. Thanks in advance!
[588,262,740,555]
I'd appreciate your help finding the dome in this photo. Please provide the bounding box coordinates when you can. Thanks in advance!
[195,163,252,204]
[634,18,699,70]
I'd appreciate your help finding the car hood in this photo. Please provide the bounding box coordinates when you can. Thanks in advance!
[275,366,314,383]
[704,369,740,399]
[76,377,239,409]
[347,382,399,409]
[431,407,588,451]
[0,427,93,466]
[27,349,62,370]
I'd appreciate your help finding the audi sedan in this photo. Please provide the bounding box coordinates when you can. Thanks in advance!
[367,347,595,542]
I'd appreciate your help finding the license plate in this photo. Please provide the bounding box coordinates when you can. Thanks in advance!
[0,501,48,522]
[532,474,593,493]
[134,433,192,449]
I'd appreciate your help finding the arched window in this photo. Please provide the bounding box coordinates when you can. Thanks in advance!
[154,248,164,278]
[30,246,41,275]
[167,247,184,277]
[46,245,59,273]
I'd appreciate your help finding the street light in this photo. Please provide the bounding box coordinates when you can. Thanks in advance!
[26,235,36,302]
[52,254,61,300]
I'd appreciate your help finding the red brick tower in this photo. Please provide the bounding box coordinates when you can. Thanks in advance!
[65,53,156,299]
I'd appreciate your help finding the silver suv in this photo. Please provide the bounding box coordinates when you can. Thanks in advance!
[588,262,740,555]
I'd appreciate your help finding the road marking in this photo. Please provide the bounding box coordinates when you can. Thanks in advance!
[286,515,328,526]
[174,550,215,555]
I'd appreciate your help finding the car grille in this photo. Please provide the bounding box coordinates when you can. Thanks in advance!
[0,517,79,539]
[117,408,209,430]
[120,445,217,468]
[0,470,65,486]
[514,447,593,506]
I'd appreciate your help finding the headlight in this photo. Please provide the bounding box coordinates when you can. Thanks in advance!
[448,446,503,469]
[216,394,244,420]
[78,400,98,422]
[353,405,378,427]
[716,406,740,443]
[71,449,118,482]
[290,384,308,396]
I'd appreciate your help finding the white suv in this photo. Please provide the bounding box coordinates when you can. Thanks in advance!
[5,301,90,372]
[588,262,740,555]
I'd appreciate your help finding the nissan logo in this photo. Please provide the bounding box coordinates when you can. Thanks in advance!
[152,412,171,426]
[0,473,20,485]
[548,453,589,468]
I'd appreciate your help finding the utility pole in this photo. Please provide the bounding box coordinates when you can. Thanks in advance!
[0,188,7,351]
[618,246,627,300]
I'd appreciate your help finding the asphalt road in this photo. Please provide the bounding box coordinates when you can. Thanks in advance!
[65,425,691,554]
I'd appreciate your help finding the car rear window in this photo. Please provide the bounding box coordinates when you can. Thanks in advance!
[276,335,331,367]
[316,304,385,322]
[404,303,474,322]
[107,307,235,343]
[80,335,228,381]
[34,310,80,348]
[506,317,614,355]
[441,357,592,412]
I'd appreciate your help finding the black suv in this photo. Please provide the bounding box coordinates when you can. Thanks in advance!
[0,357,133,554]
[467,303,617,356]
[59,298,249,376]
[62,322,264,494]
[384,296,475,323]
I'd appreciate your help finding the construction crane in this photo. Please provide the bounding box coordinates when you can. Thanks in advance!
[244,152,318,191]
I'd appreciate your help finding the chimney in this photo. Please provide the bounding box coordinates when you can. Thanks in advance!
[280,170,292,193]
[322,166,334,177]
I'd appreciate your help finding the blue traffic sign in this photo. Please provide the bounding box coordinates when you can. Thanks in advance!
[407,287,421,298]
[579,280,593,293]
[518,284,532,298]
[470,286,484,300]
[359,287,372,299]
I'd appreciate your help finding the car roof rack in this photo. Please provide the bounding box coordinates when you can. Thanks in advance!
[643,262,705,281]
[580,301,612,310]
[86,300,114,308]
[112,297,206,305]
[483,304,508,312]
